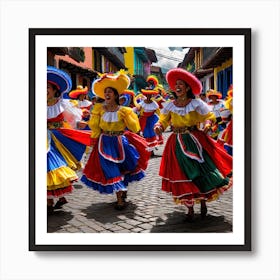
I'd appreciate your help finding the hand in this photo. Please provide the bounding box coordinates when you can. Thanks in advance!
[77,121,88,129]
[203,125,210,134]
[154,125,163,135]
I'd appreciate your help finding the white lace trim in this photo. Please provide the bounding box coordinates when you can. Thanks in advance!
[102,111,119,122]
[47,99,64,119]
[208,101,225,117]
[139,100,159,112]
[78,100,92,108]
[161,99,211,116]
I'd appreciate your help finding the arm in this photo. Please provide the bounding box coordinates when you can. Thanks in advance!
[120,107,141,133]
[154,110,171,135]
[87,103,102,141]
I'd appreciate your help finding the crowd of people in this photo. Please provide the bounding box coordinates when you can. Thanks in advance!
[47,65,233,221]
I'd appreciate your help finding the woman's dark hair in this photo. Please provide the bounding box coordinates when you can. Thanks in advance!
[107,87,120,105]
[173,80,195,99]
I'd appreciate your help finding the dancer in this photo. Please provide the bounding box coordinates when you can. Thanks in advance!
[81,70,150,210]
[218,85,233,155]
[154,68,233,221]
[206,89,227,139]
[137,88,161,153]
[68,85,92,130]
[47,66,91,214]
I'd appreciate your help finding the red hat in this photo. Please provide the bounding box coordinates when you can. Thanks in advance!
[166,68,202,95]
[122,89,135,96]
[141,88,158,95]
[146,75,159,87]
[69,85,88,99]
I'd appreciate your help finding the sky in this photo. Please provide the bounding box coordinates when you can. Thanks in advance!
[148,47,190,73]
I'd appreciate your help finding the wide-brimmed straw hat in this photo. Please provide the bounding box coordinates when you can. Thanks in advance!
[68,85,88,99]
[141,88,158,95]
[47,66,72,95]
[92,70,130,99]
[166,68,202,95]
[206,89,223,99]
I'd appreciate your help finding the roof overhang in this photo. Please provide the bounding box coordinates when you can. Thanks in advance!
[59,60,98,79]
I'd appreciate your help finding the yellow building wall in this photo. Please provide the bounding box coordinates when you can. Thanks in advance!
[124,47,134,75]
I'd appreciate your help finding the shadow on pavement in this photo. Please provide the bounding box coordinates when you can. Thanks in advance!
[82,201,138,224]
[150,211,232,233]
[47,210,74,233]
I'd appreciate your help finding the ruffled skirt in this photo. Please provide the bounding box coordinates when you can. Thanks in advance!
[47,128,91,198]
[159,130,233,206]
[220,120,233,155]
[81,131,150,194]
[139,113,160,151]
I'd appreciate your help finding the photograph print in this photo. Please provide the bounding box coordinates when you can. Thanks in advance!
[29,28,251,251]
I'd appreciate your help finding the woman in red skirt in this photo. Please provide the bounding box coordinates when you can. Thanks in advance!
[154,68,233,221]
[81,70,151,210]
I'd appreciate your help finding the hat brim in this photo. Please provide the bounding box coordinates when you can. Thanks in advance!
[69,88,88,99]
[92,74,130,99]
[206,92,223,99]
[141,89,158,95]
[47,66,72,95]
[122,89,135,96]
[166,68,202,95]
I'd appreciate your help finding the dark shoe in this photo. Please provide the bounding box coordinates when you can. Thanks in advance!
[121,191,127,202]
[186,207,194,222]
[54,198,68,209]
[47,205,54,215]
[201,206,208,219]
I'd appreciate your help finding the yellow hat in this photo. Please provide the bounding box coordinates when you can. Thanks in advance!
[92,70,130,99]
[206,89,222,99]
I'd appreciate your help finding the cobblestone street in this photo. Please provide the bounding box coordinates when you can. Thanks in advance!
[47,131,233,234]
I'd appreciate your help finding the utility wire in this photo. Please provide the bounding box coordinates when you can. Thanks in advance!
[156,53,183,62]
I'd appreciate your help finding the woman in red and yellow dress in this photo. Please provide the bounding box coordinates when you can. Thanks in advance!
[154,68,232,221]
[81,71,150,210]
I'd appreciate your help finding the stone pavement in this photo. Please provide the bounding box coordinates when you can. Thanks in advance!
[47,131,232,233]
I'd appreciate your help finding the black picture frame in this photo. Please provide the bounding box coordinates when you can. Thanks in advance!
[29,28,251,251]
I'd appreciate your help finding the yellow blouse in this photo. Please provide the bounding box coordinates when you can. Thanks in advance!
[158,99,216,130]
[88,103,140,138]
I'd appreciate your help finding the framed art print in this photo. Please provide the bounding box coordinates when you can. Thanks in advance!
[29,28,251,251]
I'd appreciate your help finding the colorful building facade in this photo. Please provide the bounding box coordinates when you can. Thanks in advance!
[180,47,233,97]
